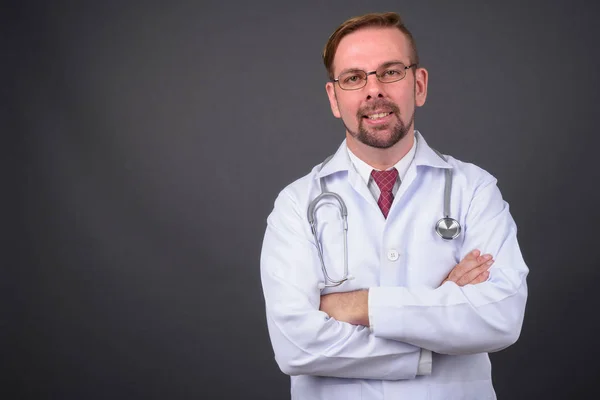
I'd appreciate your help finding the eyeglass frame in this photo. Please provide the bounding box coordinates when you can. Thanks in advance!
[331,62,418,91]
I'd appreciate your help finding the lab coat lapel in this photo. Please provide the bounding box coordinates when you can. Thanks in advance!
[388,132,452,217]
[316,140,381,211]
[395,163,418,202]
[347,167,380,210]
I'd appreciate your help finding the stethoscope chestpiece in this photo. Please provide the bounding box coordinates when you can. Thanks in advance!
[435,217,461,240]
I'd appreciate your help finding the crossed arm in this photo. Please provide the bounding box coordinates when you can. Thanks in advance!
[320,250,494,326]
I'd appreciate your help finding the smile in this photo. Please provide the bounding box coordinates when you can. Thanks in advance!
[366,112,392,120]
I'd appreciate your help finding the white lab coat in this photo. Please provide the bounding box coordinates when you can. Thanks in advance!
[260,132,528,400]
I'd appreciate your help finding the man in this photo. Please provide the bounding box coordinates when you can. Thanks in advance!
[260,12,528,399]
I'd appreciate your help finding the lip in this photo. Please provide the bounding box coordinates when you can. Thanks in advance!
[362,112,394,125]
[363,109,392,116]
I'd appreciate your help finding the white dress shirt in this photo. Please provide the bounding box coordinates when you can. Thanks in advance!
[346,133,417,199]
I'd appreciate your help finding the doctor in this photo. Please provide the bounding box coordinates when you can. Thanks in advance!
[260,11,528,400]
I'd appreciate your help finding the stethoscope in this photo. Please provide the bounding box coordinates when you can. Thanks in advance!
[307,148,461,289]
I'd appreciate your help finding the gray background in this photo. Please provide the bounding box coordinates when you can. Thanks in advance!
[9,0,600,398]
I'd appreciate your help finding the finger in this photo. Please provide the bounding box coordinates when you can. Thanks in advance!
[456,260,494,286]
[476,253,493,264]
[466,249,481,261]
[452,252,490,279]
[469,270,490,285]
[457,259,493,286]
[466,269,490,285]
[450,250,480,278]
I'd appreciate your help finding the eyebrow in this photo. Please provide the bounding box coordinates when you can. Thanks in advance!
[338,60,407,76]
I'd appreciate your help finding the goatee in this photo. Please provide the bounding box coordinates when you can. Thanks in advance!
[344,100,414,149]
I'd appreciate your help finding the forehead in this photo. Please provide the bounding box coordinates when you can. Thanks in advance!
[332,27,411,74]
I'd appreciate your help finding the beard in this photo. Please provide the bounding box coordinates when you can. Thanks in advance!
[343,99,414,149]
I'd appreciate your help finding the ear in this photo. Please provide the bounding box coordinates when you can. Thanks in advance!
[414,67,428,107]
[325,82,341,118]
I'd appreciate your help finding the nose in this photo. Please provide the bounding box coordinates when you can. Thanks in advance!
[363,71,384,100]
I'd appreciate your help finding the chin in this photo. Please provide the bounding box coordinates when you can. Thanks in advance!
[359,128,406,149]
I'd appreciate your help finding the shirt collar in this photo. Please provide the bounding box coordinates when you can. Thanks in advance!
[315,130,451,179]
[347,135,417,185]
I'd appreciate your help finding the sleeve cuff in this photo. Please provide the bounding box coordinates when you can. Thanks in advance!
[368,288,375,333]
[417,349,432,375]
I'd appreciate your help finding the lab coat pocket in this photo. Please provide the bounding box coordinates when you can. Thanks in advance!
[427,379,495,400]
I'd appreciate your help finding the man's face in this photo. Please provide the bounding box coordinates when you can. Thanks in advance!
[325,27,428,149]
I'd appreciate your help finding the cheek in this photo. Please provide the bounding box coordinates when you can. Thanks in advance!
[394,93,416,114]
[337,98,359,123]
[389,82,416,106]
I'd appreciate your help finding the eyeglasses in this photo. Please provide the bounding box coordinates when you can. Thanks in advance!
[332,62,417,90]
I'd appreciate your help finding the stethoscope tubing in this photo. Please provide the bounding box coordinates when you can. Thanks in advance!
[308,147,461,289]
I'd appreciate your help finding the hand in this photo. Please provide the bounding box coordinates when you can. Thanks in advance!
[319,290,369,326]
[440,249,494,287]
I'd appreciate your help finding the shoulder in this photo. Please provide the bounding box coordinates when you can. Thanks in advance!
[439,154,509,216]
[269,162,323,219]
[275,143,349,206]
[415,132,497,193]
[442,154,498,193]
[279,165,320,201]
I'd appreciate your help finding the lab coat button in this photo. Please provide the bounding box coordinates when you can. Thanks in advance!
[387,249,399,261]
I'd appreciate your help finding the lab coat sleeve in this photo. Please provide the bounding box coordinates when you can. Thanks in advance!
[260,189,422,379]
[369,174,529,355]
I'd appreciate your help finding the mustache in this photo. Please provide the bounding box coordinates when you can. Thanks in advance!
[357,99,400,116]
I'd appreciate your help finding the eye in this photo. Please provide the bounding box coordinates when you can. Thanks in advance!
[378,66,406,82]
[343,74,361,83]
[382,69,400,76]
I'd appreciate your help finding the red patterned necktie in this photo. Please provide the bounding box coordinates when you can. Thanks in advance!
[371,168,399,218]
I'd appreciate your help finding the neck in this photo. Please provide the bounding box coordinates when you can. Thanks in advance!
[346,131,415,170]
